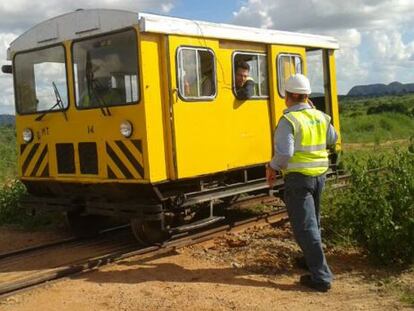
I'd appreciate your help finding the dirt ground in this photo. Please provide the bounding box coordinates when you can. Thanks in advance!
[0,221,413,311]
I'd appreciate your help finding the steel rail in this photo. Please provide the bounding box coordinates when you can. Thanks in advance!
[0,224,130,261]
[0,237,79,261]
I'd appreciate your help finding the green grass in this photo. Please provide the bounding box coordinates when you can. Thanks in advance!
[339,94,414,143]
[0,125,17,183]
[340,113,414,143]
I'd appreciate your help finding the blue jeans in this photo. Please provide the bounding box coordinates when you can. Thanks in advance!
[284,172,333,284]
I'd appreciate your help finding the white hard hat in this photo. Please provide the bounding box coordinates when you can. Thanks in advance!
[285,74,311,95]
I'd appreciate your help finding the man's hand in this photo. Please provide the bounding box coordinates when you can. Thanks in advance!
[266,164,277,188]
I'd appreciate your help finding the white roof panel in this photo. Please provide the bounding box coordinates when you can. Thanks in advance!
[138,13,339,50]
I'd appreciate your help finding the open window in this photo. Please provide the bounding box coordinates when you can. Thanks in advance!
[277,54,303,98]
[176,47,216,101]
[306,49,331,114]
[233,52,269,99]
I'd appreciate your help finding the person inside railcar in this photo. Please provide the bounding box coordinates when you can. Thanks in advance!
[234,60,254,100]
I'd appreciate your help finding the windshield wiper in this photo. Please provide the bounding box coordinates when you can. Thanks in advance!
[35,82,68,121]
[89,78,112,117]
[85,51,111,117]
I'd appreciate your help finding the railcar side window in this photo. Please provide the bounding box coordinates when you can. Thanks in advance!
[14,45,68,114]
[233,53,269,98]
[177,47,216,100]
[277,54,303,97]
[72,29,139,109]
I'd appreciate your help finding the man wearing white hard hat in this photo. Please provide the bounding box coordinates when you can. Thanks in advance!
[266,74,337,292]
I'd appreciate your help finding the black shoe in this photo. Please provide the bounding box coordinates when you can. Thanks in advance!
[294,256,308,270]
[299,274,331,292]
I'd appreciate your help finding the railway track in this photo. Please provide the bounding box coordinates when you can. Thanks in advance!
[0,224,130,261]
[0,206,288,298]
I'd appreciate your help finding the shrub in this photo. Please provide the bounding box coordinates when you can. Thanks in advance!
[323,149,414,265]
[0,126,17,182]
[355,121,375,132]
[367,103,409,115]
[0,180,62,228]
[349,112,362,118]
[0,180,27,224]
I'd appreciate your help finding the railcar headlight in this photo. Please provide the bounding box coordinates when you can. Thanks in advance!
[120,120,133,138]
[22,128,33,143]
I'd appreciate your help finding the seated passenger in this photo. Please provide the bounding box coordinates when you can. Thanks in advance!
[183,72,197,97]
[234,61,254,100]
[201,72,214,96]
[79,77,124,107]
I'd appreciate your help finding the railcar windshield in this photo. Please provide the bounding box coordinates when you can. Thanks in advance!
[72,29,139,109]
[14,45,68,114]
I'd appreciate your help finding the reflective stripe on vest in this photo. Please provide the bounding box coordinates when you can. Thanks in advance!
[282,108,331,176]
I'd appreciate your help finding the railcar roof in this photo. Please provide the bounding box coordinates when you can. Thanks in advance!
[7,9,339,59]
[138,13,339,50]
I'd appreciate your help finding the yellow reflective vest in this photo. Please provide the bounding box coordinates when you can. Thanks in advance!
[282,109,331,176]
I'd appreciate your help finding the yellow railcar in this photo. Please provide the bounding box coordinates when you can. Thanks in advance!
[3,9,341,243]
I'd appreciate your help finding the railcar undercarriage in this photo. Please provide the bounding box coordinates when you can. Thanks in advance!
[21,159,339,244]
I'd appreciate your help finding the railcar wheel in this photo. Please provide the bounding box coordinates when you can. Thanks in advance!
[130,219,170,245]
[66,211,111,238]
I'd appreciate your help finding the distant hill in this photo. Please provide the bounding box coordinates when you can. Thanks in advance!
[0,115,15,126]
[348,82,414,97]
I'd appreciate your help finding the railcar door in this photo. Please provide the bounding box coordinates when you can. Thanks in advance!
[167,36,228,179]
[304,49,341,139]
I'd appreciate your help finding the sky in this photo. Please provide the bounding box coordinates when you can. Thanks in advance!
[0,0,413,114]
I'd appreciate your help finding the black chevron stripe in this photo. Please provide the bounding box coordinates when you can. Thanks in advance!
[31,145,48,177]
[22,143,40,176]
[105,143,133,179]
[115,140,144,178]
[131,139,142,154]
[41,165,49,177]
[107,166,117,179]
[20,144,28,155]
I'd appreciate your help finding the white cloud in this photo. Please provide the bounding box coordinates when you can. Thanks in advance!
[233,0,414,32]
[161,3,174,13]
[0,32,17,114]
[233,0,414,94]
[324,29,368,92]
[366,30,412,62]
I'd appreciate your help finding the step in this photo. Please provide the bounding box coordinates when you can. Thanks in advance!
[169,216,225,234]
